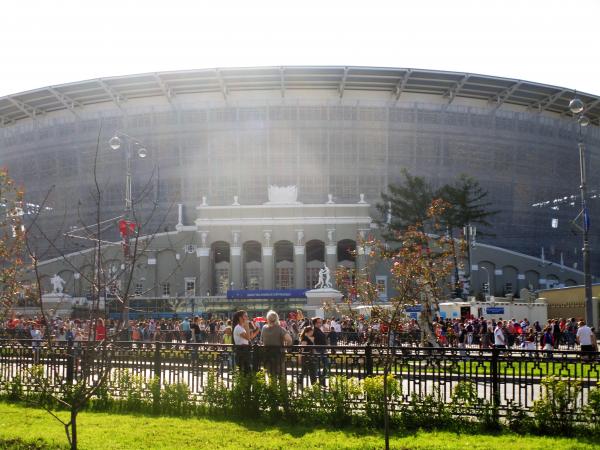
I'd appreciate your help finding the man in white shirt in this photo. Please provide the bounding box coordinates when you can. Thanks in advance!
[494,321,506,349]
[576,321,594,358]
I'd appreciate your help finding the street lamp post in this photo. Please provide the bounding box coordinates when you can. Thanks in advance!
[108,133,148,326]
[463,225,476,298]
[568,98,593,327]
[108,134,148,213]
[480,265,490,299]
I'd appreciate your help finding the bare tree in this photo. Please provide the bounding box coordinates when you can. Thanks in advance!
[10,124,172,450]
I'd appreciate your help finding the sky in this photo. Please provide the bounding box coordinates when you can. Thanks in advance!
[1,0,599,97]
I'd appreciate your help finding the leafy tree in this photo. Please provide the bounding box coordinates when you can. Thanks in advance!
[0,168,26,319]
[334,200,456,450]
[438,174,498,234]
[376,169,433,237]
[438,174,498,296]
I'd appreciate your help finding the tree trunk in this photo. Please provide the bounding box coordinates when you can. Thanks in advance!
[383,363,390,450]
[70,410,77,450]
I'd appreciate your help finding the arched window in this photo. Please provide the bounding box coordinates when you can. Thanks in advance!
[212,241,230,295]
[243,241,262,290]
[274,240,294,289]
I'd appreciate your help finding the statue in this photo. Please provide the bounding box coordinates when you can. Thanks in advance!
[264,231,271,247]
[327,229,334,244]
[200,231,208,247]
[296,230,304,246]
[314,264,332,289]
[50,274,66,294]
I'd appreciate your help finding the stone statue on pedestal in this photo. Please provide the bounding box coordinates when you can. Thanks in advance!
[50,274,66,294]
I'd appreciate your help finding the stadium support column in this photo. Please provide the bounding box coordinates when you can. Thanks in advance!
[294,230,305,289]
[263,230,274,289]
[326,231,337,288]
[197,231,211,296]
[231,231,242,290]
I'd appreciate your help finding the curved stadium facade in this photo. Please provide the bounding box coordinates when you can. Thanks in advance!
[1,66,599,270]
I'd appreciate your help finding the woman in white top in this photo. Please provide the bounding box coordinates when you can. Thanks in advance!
[232,310,259,374]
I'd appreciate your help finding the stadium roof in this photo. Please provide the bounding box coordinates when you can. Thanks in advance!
[1,66,599,125]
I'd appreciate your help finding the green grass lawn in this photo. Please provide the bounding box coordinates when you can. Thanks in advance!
[0,402,598,449]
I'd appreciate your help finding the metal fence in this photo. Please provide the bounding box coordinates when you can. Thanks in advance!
[0,339,598,419]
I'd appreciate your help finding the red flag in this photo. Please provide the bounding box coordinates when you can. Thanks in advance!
[118,220,137,237]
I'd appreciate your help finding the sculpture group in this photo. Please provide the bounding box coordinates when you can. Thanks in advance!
[314,264,332,289]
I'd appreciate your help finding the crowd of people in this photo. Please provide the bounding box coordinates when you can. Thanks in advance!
[1,311,597,355]
[1,310,597,384]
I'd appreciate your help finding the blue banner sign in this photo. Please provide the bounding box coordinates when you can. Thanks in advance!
[486,307,505,315]
[405,305,423,313]
[227,289,308,300]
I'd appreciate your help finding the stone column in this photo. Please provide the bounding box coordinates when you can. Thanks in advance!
[262,230,274,289]
[231,231,242,290]
[356,229,368,274]
[197,231,211,296]
[326,228,337,288]
[294,230,305,289]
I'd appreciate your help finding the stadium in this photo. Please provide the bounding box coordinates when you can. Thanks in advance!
[1,66,598,304]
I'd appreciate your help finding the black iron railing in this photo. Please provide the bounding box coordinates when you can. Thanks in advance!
[0,339,597,420]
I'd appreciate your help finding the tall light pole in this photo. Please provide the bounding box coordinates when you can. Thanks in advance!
[568,97,593,327]
[108,134,148,213]
[108,133,148,326]
[479,265,490,298]
[463,224,476,298]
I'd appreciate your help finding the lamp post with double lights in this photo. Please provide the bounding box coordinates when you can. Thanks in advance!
[108,133,149,326]
[568,98,594,327]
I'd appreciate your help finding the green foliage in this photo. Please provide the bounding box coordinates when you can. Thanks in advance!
[376,169,434,237]
[532,376,582,435]
[326,376,362,426]
[8,374,23,401]
[438,173,497,233]
[583,386,600,435]
[160,381,192,416]
[203,371,230,415]
[363,375,400,427]
[505,402,533,434]
[7,367,600,438]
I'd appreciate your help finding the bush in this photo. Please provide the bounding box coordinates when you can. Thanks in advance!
[401,390,450,430]
[532,376,581,435]
[160,381,193,416]
[449,380,497,431]
[583,386,600,435]
[363,375,400,427]
[203,371,230,416]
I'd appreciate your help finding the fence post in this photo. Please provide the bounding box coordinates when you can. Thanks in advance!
[153,341,161,410]
[66,341,74,385]
[365,343,373,377]
[490,347,500,426]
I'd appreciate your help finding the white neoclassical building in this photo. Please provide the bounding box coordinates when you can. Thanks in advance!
[176,186,372,296]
